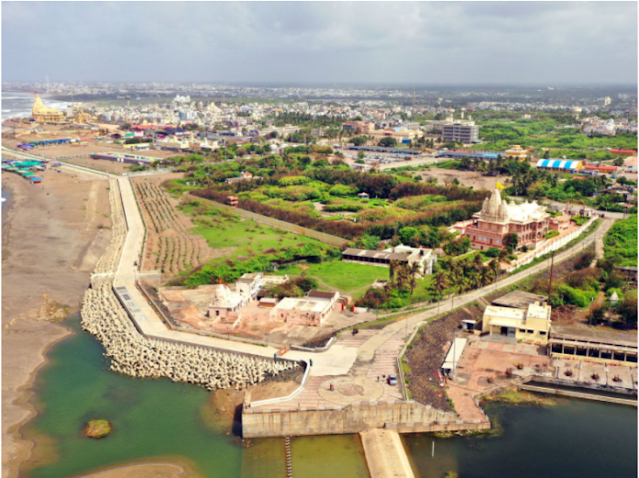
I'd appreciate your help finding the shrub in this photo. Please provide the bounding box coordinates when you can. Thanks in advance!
[484,247,501,258]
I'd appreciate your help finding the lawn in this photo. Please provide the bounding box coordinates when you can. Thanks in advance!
[276,260,389,298]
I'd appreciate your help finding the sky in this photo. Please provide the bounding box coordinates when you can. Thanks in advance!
[2,1,637,85]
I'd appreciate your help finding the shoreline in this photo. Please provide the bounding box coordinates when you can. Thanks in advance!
[1,168,201,478]
[1,169,111,478]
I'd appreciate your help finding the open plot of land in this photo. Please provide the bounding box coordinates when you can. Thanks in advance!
[417,167,509,191]
[184,203,326,265]
[133,175,215,280]
[4,135,178,174]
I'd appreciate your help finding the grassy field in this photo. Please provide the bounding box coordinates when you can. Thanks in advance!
[604,214,638,267]
[187,205,324,263]
[276,261,389,298]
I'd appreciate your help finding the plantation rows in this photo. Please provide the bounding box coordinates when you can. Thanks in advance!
[134,180,210,278]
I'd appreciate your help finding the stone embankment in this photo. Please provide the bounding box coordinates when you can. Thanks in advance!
[93,180,126,275]
[81,179,298,390]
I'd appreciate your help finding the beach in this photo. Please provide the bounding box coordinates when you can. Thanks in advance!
[1,167,111,478]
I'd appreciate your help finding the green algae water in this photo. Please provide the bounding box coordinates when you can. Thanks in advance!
[404,399,637,478]
[22,317,368,477]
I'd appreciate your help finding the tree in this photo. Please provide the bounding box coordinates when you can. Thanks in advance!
[119,122,131,131]
[350,136,367,146]
[543,150,550,159]
[616,290,638,328]
[503,233,519,252]
[399,227,420,246]
[358,151,366,160]
[379,137,398,148]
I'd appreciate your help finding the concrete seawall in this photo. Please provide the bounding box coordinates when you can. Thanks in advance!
[242,400,489,438]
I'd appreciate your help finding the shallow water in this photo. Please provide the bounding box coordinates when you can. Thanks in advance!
[22,317,368,477]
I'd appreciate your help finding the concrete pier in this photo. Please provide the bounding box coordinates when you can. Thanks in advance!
[360,429,415,478]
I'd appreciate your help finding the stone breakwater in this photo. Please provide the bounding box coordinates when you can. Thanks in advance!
[81,284,297,389]
[94,179,126,275]
[81,179,298,390]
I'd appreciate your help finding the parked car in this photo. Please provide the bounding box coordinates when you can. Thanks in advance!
[387,374,398,386]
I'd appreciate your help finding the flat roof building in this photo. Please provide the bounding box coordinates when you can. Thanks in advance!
[342,245,437,275]
[481,302,552,344]
[442,123,479,144]
[549,325,637,364]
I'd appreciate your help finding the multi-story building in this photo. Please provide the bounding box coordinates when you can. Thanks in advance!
[462,189,550,250]
[442,122,479,144]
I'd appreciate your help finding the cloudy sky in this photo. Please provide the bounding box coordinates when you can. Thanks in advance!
[2,1,637,85]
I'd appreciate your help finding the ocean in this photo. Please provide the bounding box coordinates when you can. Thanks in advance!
[2,91,71,122]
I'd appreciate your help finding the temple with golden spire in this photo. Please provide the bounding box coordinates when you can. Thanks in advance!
[32,92,65,123]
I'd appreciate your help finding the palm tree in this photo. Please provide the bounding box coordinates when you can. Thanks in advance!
[408,262,420,296]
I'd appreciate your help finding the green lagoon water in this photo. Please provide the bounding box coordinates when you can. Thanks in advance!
[22,317,368,478]
[23,316,637,478]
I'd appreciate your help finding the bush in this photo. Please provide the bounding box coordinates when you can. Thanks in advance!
[328,184,359,197]
[484,247,501,258]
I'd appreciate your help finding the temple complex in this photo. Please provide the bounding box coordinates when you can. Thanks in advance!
[31,92,65,123]
[462,189,550,250]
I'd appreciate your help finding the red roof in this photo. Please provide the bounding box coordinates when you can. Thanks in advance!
[609,149,637,155]
[571,176,587,180]
[585,165,617,172]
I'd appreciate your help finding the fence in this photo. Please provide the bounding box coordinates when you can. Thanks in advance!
[506,217,596,273]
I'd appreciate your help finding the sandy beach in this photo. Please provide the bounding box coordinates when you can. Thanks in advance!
[1,167,112,478]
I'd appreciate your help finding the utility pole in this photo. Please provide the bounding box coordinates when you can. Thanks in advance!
[547,249,556,322]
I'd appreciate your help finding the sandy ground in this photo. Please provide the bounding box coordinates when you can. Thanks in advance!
[1,169,113,478]
[419,168,510,191]
[3,133,178,175]
[78,460,199,478]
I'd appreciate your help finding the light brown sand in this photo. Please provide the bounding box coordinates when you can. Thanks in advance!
[1,168,112,478]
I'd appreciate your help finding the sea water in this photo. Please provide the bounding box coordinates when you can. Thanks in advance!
[2,91,71,122]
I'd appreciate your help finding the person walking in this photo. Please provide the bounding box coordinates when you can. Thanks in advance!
[309,359,313,367]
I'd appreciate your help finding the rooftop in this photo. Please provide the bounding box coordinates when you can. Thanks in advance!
[492,291,548,309]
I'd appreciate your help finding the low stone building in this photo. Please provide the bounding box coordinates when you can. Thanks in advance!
[341,245,436,276]
[270,290,339,326]
[481,302,551,344]
[207,284,246,322]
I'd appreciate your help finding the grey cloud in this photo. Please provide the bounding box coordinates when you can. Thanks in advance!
[2,1,636,85]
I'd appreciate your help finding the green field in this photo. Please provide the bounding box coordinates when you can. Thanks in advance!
[184,204,324,264]
[604,214,638,267]
[276,261,388,298]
